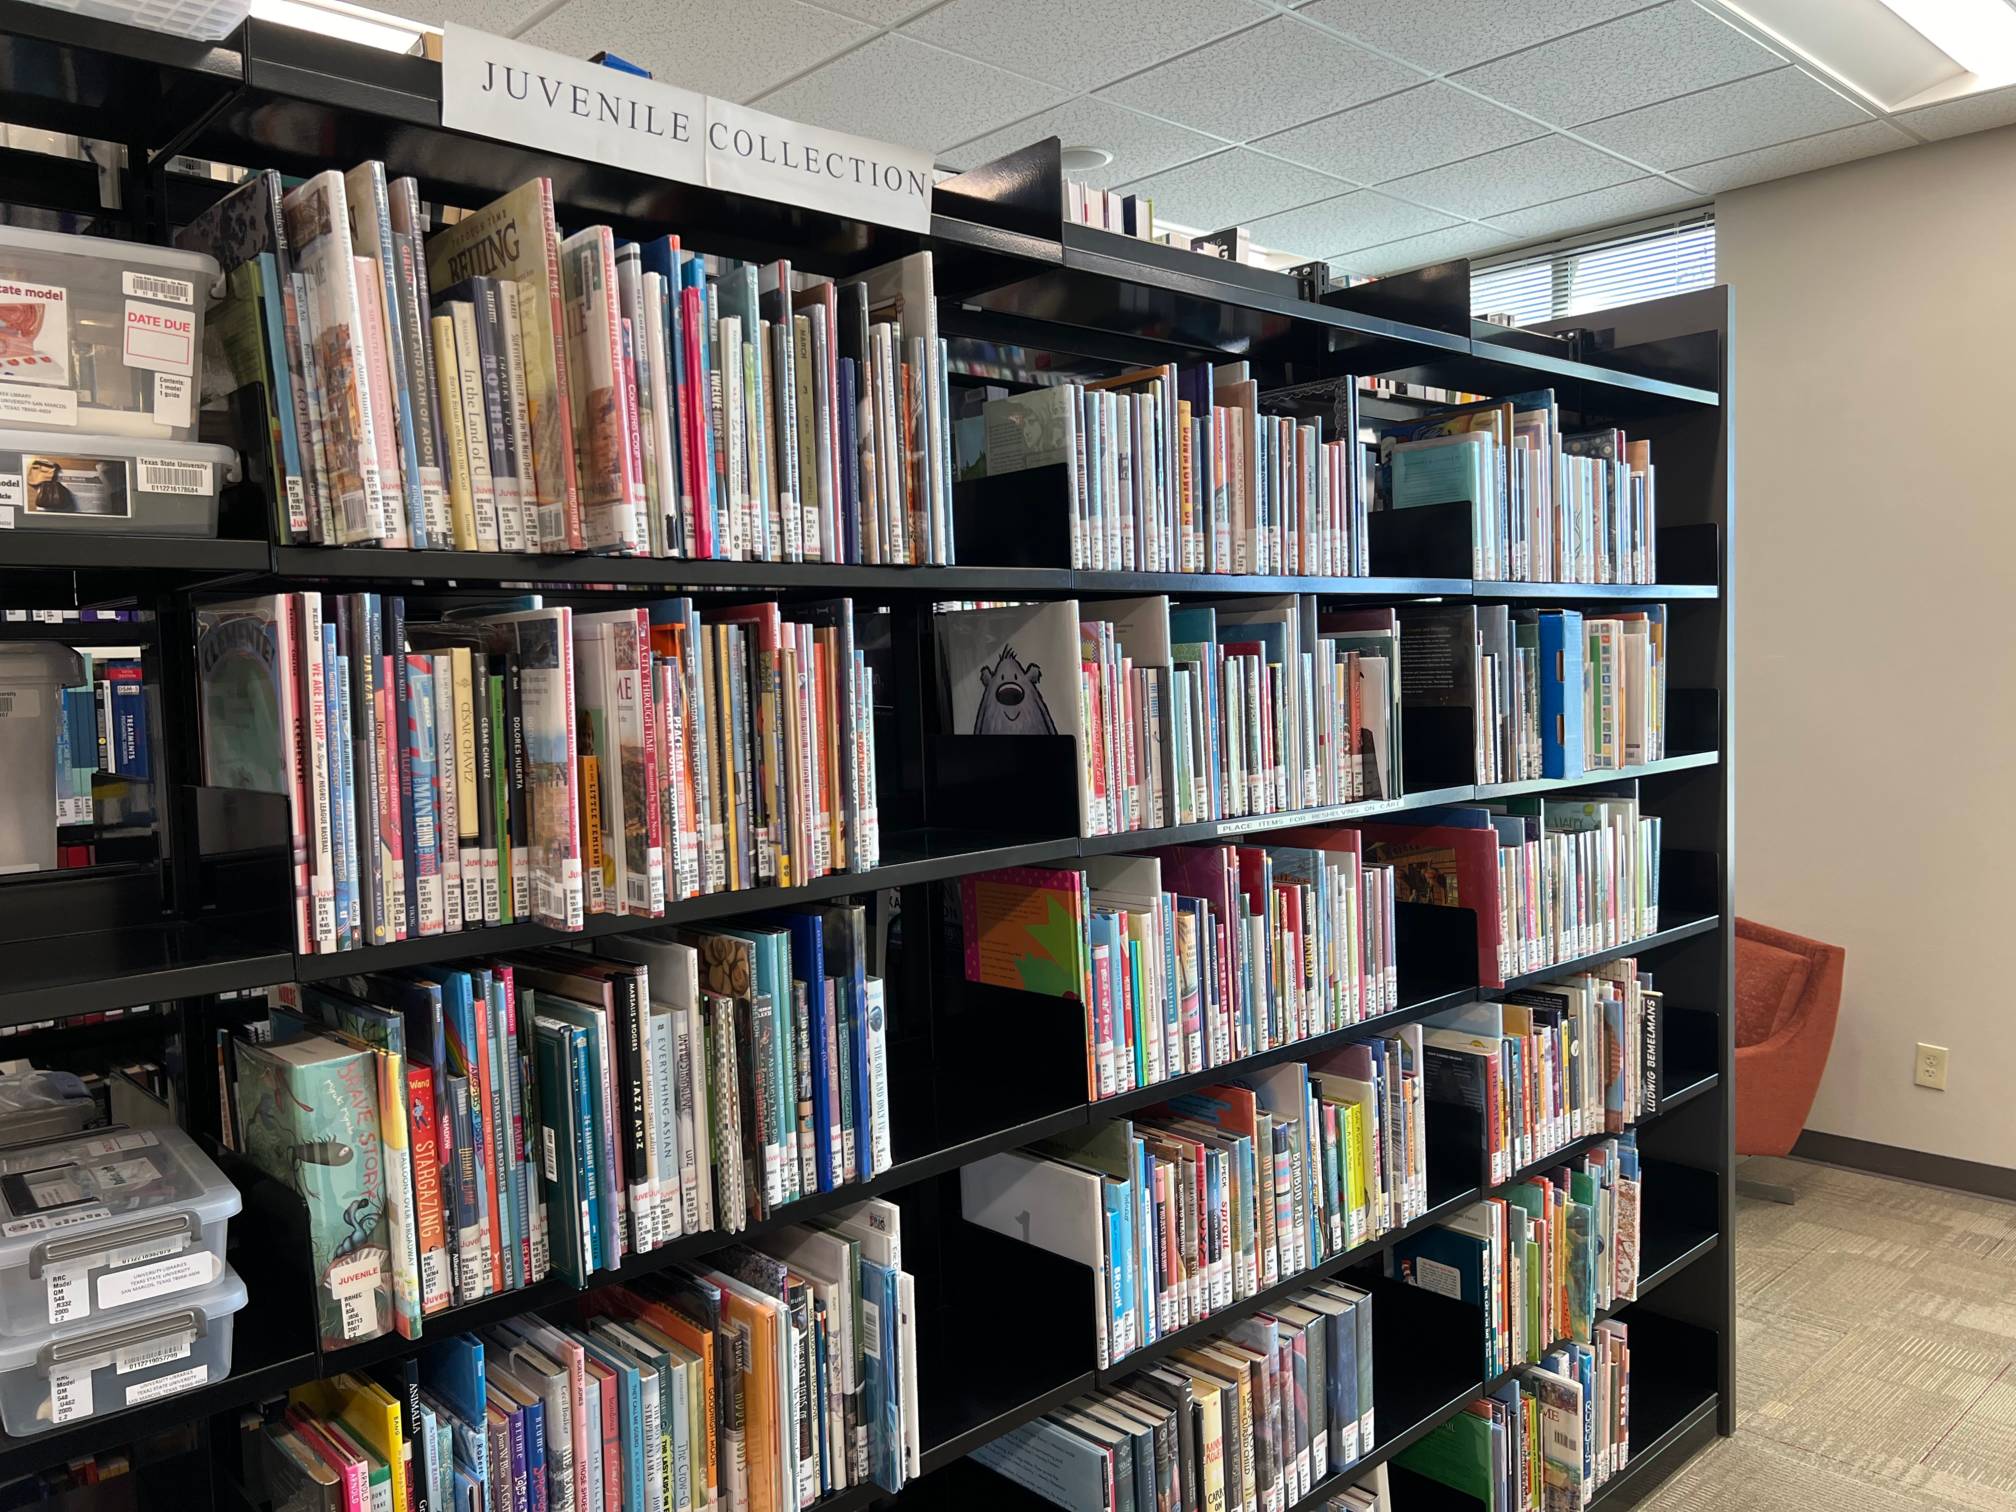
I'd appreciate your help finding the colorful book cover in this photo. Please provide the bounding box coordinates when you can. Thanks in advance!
[958,866,1089,1000]
[557,225,641,550]
[283,170,387,543]
[238,1036,392,1347]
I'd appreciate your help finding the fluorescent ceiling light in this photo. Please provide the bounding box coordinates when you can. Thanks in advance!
[1875,0,2016,86]
[1713,0,2016,110]
[250,0,431,53]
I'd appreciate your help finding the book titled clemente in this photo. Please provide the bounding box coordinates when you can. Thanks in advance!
[235,1034,393,1348]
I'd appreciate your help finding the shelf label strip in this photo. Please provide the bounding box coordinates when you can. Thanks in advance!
[441,25,934,234]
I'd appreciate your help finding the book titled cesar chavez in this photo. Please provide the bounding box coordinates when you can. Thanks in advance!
[426,179,582,551]
[236,1034,394,1348]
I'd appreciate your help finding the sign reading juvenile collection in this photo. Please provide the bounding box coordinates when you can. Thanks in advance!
[441,25,935,235]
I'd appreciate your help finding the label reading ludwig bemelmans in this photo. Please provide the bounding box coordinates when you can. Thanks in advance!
[440,26,934,235]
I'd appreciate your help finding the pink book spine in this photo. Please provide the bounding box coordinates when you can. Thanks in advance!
[353,258,407,546]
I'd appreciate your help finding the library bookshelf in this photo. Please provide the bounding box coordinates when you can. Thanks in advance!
[0,7,1732,1508]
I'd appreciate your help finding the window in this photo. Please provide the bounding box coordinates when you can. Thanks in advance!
[1472,215,1715,326]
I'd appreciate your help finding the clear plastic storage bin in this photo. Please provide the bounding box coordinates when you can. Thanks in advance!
[17,0,251,42]
[0,1067,98,1143]
[0,226,217,441]
[0,429,234,536]
[0,642,84,875]
[0,1267,245,1435]
[0,1126,241,1337]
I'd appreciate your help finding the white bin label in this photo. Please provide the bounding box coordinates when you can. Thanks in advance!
[46,1261,87,1324]
[122,301,196,376]
[95,1250,217,1310]
[48,1363,93,1424]
[123,1362,208,1405]
[152,372,192,430]
[0,384,77,426]
[122,270,194,306]
[138,456,212,496]
[117,1332,193,1375]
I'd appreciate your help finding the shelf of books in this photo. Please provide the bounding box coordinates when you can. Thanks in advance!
[0,9,1732,1511]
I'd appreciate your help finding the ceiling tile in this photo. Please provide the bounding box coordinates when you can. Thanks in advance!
[1296,0,1652,76]
[521,0,874,102]
[430,0,545,27]
[1673,119,1912,193]
[1484,176,1702,238]
[1451,1,1782,128]
[901,0,1271,93]
[1096,17,1423,141]
[1895,84,2016,142]
[941,98,1226,186]
[752,34,1069,152]
[1338,224,1516,277]
[1113,147,1350,229]
[1379,134,1638,219]
[1245,190,1459,259]
[1254,81,1547,184]
[801,0,938,22]
[1579,67,1871,171]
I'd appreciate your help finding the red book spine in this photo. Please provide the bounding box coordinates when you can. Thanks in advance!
[405,1062,449,1315]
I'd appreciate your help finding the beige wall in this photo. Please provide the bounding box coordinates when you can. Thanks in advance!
[1718,124,2016,1166]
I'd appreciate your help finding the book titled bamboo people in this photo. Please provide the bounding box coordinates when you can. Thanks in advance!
[178,167,954,565]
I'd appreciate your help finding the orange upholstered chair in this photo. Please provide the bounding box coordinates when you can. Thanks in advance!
[1735,918,1844,1174]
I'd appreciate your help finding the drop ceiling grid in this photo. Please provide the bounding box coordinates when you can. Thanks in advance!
[466,0,1996,266]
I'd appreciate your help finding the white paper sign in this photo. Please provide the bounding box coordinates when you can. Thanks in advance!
[441,27,935,235]
[705,99,933,235]
[441,25,704,185]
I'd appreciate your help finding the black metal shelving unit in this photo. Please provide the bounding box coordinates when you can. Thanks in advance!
[0,10,1733,1508]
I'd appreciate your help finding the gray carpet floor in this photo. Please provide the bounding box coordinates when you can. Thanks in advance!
[1640,1155,2016,1510]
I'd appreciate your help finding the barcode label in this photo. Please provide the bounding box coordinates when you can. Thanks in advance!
[122,270,194,306]
[138,458,212,496]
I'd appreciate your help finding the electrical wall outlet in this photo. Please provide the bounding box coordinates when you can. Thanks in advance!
[1915,1043,1949,1090]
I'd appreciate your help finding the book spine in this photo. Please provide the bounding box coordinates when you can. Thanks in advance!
[538,180,586,551]
[432,313,478,550]
[471,280,519,552]
[431,654,462,933]
[496,280,542,554]
[298,593,338,953]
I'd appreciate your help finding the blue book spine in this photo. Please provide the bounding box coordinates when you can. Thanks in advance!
[388,595,419,937]
[679,257,721,556]
[1102,1179,1129,1366]
[569,1025,602,1271]
[408,655,441,935]
[1329,1305,1357,1465]
[484,974,520,1292]
[783,914,835,1192]
[836,358,859,563]
[326,634,353,950]
[252,251,306,512]
[520,1397,547,1512]
[621,1363,645,1512]
[1539,609,1586,779]
[1133,1137,1155,1345]
[847,956,869,1181]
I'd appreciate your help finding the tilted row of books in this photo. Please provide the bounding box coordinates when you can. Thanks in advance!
[1395,1132,1641,1381]
[937,598,1401,842]
[1374,392,1657,585]
[959,835,1399,1105]
[964,1040,1425,1372]
[223,918,894,1347]
[1396,1329,1632,1511]
[964,365,1373,578]
[972,1279,1378,1512]
[197,593,877,955]
[251,1246,915,1512]
[1373,793,1662,990]
[179,165,952,564]
[1426,959,1663,1187]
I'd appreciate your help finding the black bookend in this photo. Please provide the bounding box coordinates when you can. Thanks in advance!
[951,463,1075,569]
[1369,500,1475,578]
[1395,901,1479,1007]
[932,136,1066,243]
[924,733,1079,838]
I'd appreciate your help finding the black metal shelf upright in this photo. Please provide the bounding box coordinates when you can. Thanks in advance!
[0,8,1734,1507]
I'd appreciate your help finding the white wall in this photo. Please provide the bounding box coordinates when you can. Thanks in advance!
[1717,124,2016,1167]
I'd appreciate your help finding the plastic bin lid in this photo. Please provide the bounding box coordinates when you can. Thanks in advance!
[0,224,219,281]
[0,1266,248,1371]
[0,1125,242,1274]
[0,430,240,468]
[0,643,83,688]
